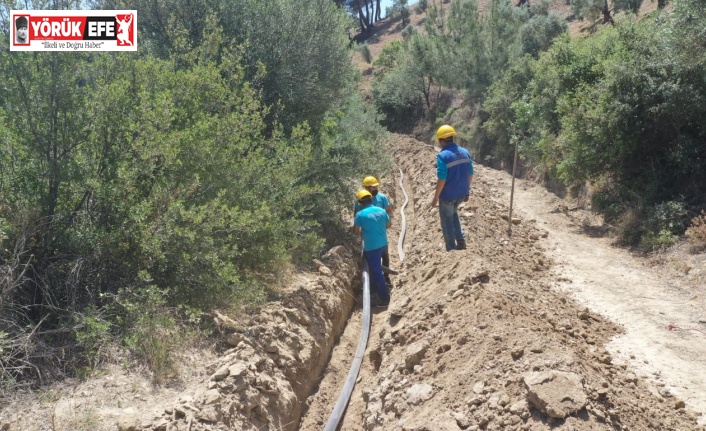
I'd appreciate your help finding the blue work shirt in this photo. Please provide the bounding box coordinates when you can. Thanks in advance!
[437,143,473,200]
[354,205,390,251]
[354,192,390,213]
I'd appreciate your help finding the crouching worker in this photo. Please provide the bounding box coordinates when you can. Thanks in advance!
[353,189,391,307]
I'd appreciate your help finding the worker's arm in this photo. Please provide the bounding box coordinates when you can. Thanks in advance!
[351,213,360,235]
[431,179,446,207]
[464,174,474,202]
[431,155,447,207]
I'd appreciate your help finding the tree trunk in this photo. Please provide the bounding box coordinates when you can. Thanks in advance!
[364,0,373,29]
[421,76,433,111]
[375,0,381,21]
[602,0,614,25]
[357,0,371,34]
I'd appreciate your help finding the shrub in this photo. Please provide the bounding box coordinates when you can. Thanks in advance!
[615,200,689,250]
[359,43,373,64]
[416,0,429,13]
[401,24,417,41]
[685,211,706,253]
[372,60,424,129]
[640,229,679,251]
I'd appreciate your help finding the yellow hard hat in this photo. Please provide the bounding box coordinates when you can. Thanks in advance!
[362,176,380,187]
[357,189,373,201]
[436,125,456,140]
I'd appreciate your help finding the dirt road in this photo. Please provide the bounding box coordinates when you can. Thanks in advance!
[484,168,706,425]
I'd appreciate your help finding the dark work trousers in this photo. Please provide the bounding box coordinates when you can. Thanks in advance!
[381,245,392,285]
[364,246,390,302]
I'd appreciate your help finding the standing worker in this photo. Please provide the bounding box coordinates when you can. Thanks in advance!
[430,125,474,251]
[354,176,394,286]
[353,189,391,307]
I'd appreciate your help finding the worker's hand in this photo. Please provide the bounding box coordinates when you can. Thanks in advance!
[431,197,438,208]
[464,194,470,202]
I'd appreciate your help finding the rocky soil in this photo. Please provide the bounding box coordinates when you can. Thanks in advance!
[2,134,705,431]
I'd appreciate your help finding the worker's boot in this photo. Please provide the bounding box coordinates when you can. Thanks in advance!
[456,239,467,250]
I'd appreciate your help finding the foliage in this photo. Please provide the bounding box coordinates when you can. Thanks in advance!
[423,0,487,96]
[416,0,429,14]
[519,2,568,57]
[372,37,434,128]
[0,48,311,373]
[108,0,356,131]
[0,0,388,382]
[401,24,417,41]
[570,0,643,24]
[482,0,706,246]
[373,41,405,79]
[685,211,706,253]
[359,43,373,64]
[391,0,411,26]
[307,94,391,238]
[373,63,424,128]
[74,311,111,371]
[482,56,537,166]
[116,285,180,383]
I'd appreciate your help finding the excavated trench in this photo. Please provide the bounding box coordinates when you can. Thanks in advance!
[298,165,411,430]
[150,147,412,431]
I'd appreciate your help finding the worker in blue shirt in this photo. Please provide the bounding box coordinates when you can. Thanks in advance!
[430,125,474,251]
[354,176,394,286]
[354,176,392,217]
[353,189,391,307]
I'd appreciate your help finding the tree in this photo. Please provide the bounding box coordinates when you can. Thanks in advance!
[391,0,411,26]
[408,33,440,110]
[570,0,613,23]
[570,0,644,24]
[343,0,383,35]
[112,0,356,131]
[519,1,568,57]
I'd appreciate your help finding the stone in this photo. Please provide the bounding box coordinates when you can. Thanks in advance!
[406,383,434,405]
[523,371,588,419]
[404,340,429,369]
[211,365,230,381]
[203,389,221,405]
[115,413,140,431]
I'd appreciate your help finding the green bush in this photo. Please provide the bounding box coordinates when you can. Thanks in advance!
[372,61,424,129]
[374,41,405,79]
[118,286,179,382]
[359,43,373,64]
[401,24,417,40]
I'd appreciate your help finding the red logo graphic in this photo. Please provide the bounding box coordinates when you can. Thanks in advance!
[115,13,134,46]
